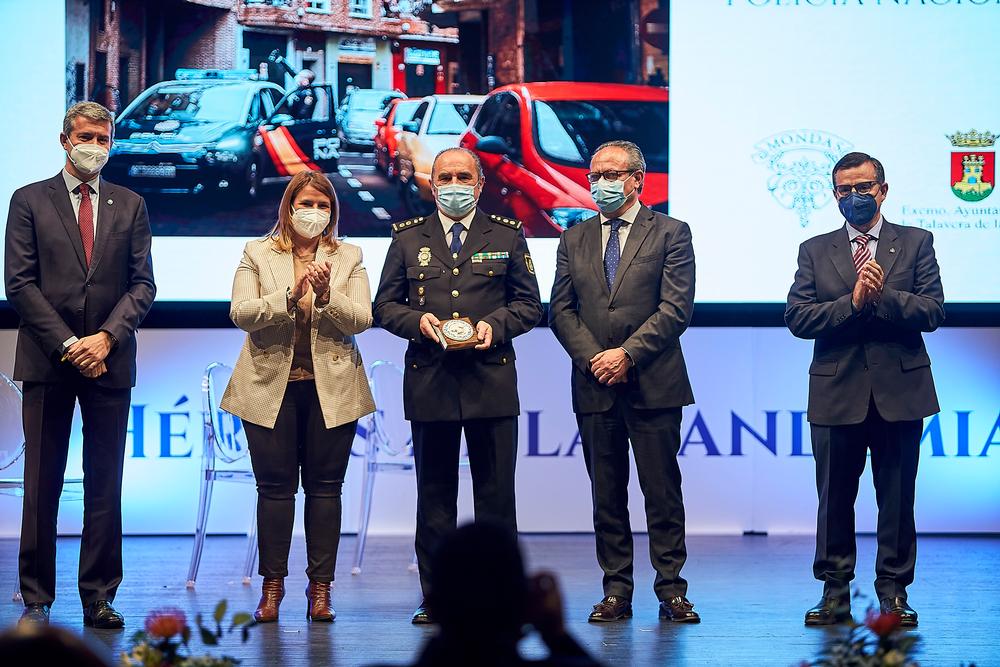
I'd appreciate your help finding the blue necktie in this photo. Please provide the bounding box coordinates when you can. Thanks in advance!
[604,218,624,290]
[449,222,464,256]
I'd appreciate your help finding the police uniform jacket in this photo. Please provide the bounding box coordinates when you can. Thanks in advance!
[373,209,542,422]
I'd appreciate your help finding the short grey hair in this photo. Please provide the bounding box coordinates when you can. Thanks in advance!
[593,140,646,173]
[431,147,484,182]
[63,101,115,138]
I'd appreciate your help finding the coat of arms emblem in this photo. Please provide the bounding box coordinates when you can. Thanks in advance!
[948,129,995,202]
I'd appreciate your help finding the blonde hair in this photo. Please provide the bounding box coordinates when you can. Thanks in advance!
[63,101,115,137]
[269,171,340,252]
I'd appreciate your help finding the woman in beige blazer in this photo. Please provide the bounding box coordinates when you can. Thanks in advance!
[221,170,375,624]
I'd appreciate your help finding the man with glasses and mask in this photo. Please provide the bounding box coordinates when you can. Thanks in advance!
[549,140,699,624]
[374,147,542,624]
[5,102,156,628]
[786,152,944,628]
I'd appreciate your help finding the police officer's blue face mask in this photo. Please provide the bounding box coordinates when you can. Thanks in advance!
[436,184,478,218]
[838,192,879,228]
[590,175,636,214]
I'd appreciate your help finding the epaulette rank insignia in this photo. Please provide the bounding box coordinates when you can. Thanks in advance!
[392,216,426,233]
[489,214,522,230]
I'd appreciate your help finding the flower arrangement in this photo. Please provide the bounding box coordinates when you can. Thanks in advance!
[120,601,253,667]
[801,606,918,667]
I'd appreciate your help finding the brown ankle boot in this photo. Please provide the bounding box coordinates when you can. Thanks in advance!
[306,580,335,622]
[253,577,285,623]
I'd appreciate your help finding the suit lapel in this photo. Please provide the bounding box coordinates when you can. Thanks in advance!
[829,227,857,289]
[421,211,455,268]
[46,175,88,272]
[874,219,901,278]
[454,210,490,267]
[86,178,117,278]
[585,219,610,298]
[608,207,654,303]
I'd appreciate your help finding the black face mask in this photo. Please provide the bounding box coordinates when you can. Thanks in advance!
[838,192,878,228]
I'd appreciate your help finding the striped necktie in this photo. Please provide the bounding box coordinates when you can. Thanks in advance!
[852,234,872,273]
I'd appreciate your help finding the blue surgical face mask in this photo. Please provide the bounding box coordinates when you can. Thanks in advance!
[838,192,879,228]
[590,177,634,214]
[436,183,478,218]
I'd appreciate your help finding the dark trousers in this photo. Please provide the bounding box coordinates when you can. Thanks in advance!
[19,379,131,607]
[411,417,518,596]
[811,397,921,602]
[576,401,687,601]
[242,381,356,583]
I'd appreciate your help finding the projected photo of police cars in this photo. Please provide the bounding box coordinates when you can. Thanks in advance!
[106,69,668,239]
[105,69,341,201]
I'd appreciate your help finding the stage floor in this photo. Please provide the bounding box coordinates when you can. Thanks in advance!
[1,534,997,666]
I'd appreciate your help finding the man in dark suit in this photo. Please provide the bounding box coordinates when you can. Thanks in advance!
[786,151,944,627]
[549,141,699,623]
[4,102,156,628]
[374,147,542,624]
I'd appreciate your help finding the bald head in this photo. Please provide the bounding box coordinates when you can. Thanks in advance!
[432,147,483,183]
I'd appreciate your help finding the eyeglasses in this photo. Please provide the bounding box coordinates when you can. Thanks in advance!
[585,170,637,184]
[834,181,882,196]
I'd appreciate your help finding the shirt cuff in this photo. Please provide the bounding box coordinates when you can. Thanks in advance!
[61,336,80,356]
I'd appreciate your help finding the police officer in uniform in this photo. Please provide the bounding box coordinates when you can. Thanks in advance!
[374,147,542,624]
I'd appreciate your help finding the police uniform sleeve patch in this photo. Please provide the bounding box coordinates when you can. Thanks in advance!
[489,214,522,230]
[391,216,426,233]
[524,253,535,275]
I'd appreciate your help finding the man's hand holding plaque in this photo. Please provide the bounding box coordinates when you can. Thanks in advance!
[419,313,488,351]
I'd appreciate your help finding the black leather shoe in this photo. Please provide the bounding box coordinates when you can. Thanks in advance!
[18,603,50,626]
[659,596,701,623]
[880,597,918,628]
[411,600,434,625]
[83,600,125,629]
[588,595,632,622]
[804,597,851,626]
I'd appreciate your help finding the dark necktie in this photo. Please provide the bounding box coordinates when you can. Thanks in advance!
[852,234,872,273]
[604,218,624,290]
[77,182,94,267]
[449,222,464,256]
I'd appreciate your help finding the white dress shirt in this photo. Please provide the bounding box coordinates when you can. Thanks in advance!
[61,168,101,238]
[59,169,101,353]
[845,215,882,259]
[440,208,477,252]
[599,198,642,253]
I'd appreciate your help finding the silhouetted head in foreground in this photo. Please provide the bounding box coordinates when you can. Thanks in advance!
[0,623,111,666]
[428,521,527,647]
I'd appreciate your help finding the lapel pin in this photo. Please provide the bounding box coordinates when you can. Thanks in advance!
[107,199,113,205]
[889,247,895,253]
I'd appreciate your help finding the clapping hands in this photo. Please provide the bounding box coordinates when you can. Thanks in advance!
[852,259,884,310]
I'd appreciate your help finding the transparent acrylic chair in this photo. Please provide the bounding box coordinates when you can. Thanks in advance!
[351,360,470,575]
[0,371,83,602]
[351,360,415,574]
[185,362,257,589]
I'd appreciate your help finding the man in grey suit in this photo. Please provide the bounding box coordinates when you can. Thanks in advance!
[786,152,944,628]
[549,141,699,623]
[5,102,156,628]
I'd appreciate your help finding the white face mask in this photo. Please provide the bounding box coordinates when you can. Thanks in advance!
[66,139,109,175]
[291,207,331,238]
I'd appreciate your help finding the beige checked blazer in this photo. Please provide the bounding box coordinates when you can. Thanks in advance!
[221,237,376,429]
